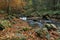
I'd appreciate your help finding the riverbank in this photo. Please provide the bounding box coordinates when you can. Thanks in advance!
[0,14,60,40]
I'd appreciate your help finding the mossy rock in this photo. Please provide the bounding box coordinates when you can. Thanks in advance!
[35,28,45,38]
[0,20,12,28]
[45,24,57,31]
[23,27,30,31]
[11,37,26,40]
[45,24,52,30]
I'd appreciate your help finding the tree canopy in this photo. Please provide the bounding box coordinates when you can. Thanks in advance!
[0,0,60,16]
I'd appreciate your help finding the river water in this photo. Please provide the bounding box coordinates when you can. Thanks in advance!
[20,17,60,29]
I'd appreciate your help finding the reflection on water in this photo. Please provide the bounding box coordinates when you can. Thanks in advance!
[20,17,27,21]
[27,20,43,28]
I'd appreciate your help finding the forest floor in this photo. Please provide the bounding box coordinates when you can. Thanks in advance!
[0,14,60,40]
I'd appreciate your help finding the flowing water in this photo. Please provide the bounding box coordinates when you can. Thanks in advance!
[20,17,60,28]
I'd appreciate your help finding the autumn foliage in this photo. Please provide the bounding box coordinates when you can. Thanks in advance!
[0,0,8,10]
[0,0,26,12]
[9,0,26,10]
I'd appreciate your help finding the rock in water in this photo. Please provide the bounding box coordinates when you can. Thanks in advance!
[51,24,57,29]
[45,24,52,31]
[45,24,57,31]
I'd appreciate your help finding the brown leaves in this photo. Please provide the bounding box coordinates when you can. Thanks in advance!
[0,0,26,13]
[49,30,59,39]
[0,0,8,9]
[10,0,26,9]
[12,0,26,13]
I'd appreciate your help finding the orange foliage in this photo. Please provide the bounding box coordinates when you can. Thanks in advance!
[0,0,26,11]
[9,0,26,10]
[0,0,8,9]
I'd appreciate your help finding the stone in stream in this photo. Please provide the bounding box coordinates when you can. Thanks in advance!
[50,24,57,29]
[45,24,57,31]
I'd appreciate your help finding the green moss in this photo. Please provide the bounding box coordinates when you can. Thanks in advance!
[0,20,12,28]
[23,27,30,31]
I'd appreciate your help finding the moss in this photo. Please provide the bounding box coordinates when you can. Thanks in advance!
[35,28,44,38]
[10,36,26,40]
[23,27,30,31]
[0,20,12,28]
[20,37,26,40]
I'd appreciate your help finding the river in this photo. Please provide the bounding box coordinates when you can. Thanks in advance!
[20,17,60,28]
